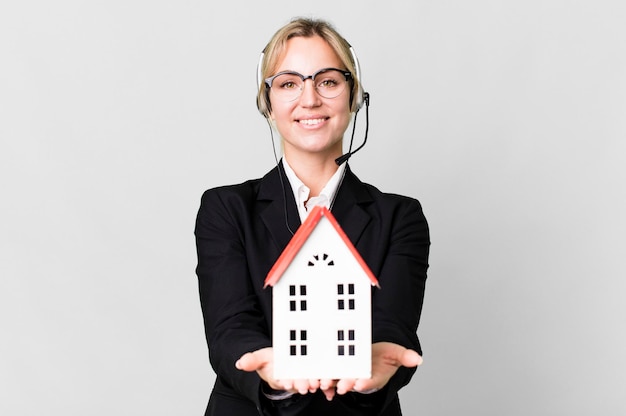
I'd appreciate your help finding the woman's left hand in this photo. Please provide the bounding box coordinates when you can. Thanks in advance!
[334,342,423,396]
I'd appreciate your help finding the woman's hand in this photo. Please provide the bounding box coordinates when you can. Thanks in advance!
[236,342,422,399]
[335,342,423,395]
[235,347,321,395]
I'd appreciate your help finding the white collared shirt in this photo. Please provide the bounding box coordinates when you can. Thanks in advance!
[282,157,346,223]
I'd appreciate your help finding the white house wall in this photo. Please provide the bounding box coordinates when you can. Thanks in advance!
[272,216,372,380]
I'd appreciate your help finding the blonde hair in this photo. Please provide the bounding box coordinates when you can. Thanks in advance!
[257,17,361,117]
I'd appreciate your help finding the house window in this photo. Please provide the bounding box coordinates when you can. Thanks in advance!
[337,329,356,356]
[289,329,308,356]
[308,253,334,266]
[289,285,307,311]
[337,284,356,310]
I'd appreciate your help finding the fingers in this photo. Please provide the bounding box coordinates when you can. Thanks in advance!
[235,347,272,372]
[373,342,423,368]
[307,378,320,393]
[320,379,336,401]
[346,343,425,395]
[270,375,389,399]
[352,378,376,393]
[319,378,334,391]
[335,378,356,395]
[281,379,294,391]
[401,348,423,367]
[281,379,321,395]
[235,352,259,372]
[293,379,310,395]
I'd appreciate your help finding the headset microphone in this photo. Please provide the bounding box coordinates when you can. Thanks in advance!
[335,91,370,166]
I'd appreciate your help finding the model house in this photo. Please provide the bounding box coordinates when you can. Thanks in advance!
[264,206,379,380]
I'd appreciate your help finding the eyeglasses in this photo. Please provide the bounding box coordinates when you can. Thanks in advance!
[264,68,353,102]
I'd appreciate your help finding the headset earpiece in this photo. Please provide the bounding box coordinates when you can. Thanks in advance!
[349,46,365,112]
[256,52,271,118]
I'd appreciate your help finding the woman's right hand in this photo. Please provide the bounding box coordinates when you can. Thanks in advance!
[236,347,323,396]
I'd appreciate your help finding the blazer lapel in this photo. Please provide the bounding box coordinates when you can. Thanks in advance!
[329,165,373,247]
[258,163,302,251]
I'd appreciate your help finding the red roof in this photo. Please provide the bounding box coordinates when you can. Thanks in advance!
[264,205,379,288]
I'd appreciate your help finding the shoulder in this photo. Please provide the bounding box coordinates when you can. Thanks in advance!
[195,178,266,239]
[358,178,426,216]
[199,177,262,207]
[344,166,423,207]
[351,176,429,246]
[198,165,281,208]
[195,178,266,231]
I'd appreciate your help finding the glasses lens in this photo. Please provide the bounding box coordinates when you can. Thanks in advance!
[313,69,347,99]
[271,73,304,102]
[269,69,349,102]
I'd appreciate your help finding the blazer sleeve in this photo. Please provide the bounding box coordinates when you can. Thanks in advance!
[371,197,430,411]
[195,188,271,408]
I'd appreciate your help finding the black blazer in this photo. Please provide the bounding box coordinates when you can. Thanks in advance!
[195,163,430,416]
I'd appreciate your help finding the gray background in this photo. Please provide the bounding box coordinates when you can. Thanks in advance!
[1,1,624,415]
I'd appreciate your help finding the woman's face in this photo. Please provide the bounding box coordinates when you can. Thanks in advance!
[269,36,352,161]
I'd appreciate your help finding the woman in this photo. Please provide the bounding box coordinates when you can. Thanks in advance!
[195,17,430,416]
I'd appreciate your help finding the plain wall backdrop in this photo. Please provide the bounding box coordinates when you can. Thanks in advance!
[1,1,624,415]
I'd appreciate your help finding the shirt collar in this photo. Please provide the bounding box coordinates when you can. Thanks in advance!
[282,157,346,222]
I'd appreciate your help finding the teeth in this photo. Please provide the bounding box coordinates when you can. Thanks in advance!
[299,118,325,125]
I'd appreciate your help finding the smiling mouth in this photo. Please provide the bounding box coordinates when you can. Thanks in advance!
[297,118,328,126]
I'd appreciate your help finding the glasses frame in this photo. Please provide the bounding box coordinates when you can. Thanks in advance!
[264,67,353,101]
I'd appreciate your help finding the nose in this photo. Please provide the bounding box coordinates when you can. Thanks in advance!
[298,78,322,107]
